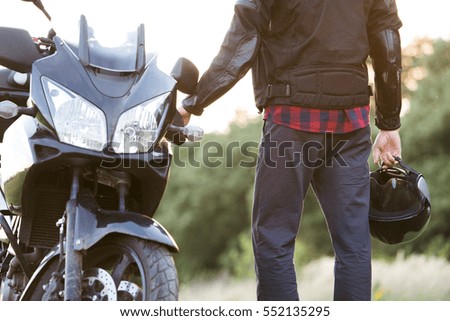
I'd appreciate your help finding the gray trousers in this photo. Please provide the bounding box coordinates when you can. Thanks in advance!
[252,121,372,301]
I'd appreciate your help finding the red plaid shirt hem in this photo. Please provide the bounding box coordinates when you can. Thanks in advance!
[264,105,370,134]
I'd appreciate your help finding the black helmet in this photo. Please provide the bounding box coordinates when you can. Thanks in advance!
[369,157,431,245]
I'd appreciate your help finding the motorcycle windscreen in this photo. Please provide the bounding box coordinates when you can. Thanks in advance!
[77,15,145,72]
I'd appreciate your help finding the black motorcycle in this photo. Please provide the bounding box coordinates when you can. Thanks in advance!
[0,0,201,300]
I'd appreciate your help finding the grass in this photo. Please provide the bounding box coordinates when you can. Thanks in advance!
[179,254,450,301]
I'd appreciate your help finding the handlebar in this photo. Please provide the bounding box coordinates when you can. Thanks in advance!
[168,124,204,142]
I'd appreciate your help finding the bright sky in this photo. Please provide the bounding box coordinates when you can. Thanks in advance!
[1,0,449,133]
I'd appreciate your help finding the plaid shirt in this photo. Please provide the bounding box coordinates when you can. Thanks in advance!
[264,105,370,134]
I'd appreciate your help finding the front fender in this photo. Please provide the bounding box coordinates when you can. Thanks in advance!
[72,191,178,252]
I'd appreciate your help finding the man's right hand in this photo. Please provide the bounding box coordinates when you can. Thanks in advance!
[177,107,192,126]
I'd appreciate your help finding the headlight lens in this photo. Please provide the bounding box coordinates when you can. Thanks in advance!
[42,77,107,151]
[112,93,170,153]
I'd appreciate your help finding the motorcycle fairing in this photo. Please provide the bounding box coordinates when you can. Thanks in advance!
[0,190,8,215]
[1,116,37,209]
[30,35,176,142]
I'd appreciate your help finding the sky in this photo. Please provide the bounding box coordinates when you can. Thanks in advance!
[1,0,449,133]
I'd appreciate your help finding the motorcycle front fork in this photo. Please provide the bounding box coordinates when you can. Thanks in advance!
[63,167,82,301]
[62,167,131,300]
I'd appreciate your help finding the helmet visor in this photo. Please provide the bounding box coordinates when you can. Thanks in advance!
[369,176,423,221]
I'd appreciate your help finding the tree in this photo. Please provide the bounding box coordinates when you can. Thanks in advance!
[156,117,261,281]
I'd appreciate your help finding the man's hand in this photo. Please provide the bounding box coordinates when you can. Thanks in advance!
[177,107,192,125]
[372,129,401,167]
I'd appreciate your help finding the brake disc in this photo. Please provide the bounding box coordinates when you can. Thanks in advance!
[82,268,117,301]
[117,280,143,300]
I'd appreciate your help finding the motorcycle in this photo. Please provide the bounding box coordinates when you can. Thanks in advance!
[0,0,202,300]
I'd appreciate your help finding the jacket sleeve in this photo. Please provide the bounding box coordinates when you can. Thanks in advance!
[368,0,403,130]
[181,0,271,116]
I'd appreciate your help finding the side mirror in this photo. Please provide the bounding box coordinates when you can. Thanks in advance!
[170,58,199,95]
[0,27,42,73]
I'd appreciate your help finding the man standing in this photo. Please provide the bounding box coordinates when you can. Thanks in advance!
[179,0,402,300]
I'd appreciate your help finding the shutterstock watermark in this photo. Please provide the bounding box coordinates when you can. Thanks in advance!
[260,131,349,169]
[171,140,259,169]
[100,132,349,169]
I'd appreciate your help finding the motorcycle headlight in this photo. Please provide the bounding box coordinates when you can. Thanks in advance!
[42,77,107,151]
[112,93,170,153]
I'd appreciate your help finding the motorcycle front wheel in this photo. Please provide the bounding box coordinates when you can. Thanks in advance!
[29,235,179,301]
[84,235,179,301]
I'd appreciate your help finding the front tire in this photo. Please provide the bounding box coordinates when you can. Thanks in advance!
[84,235,179,301]
[28,235,178,301]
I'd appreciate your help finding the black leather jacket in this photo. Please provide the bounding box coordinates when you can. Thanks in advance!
[182,0,403,130]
